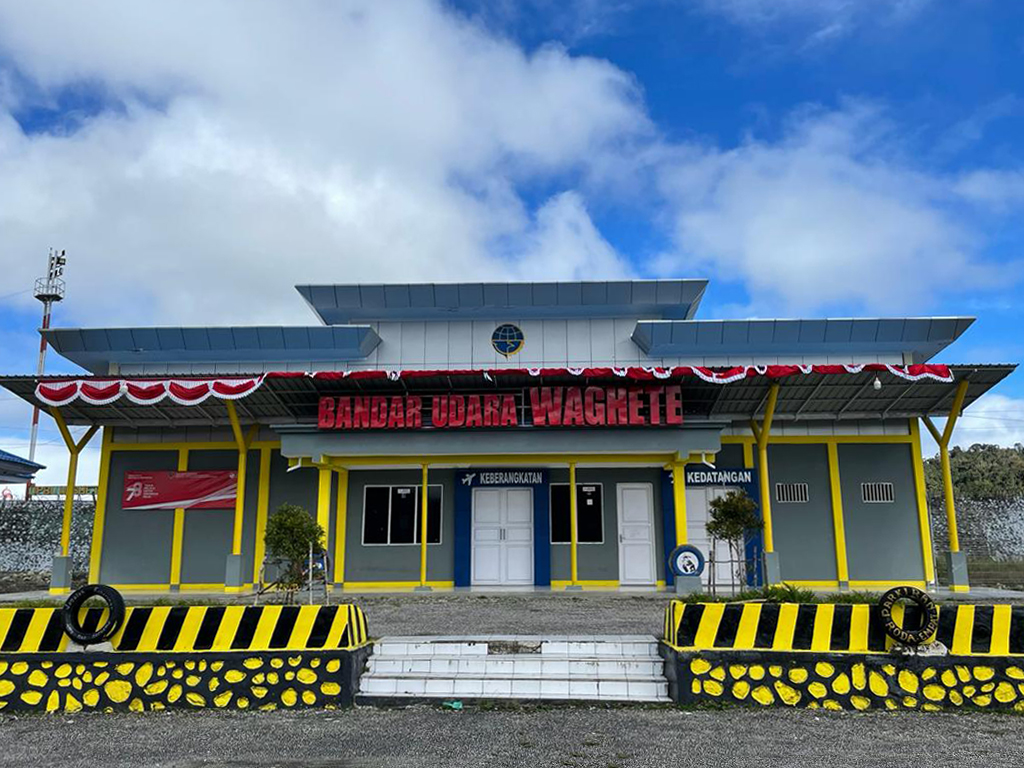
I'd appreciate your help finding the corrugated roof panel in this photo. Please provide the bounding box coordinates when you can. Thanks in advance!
[458,283,484,307]
[80,329,110,351]
[231,328,260,349]
[557,282,582,305]
[256,327,286,349]
[181,328,211,350]
[483,283,508,307]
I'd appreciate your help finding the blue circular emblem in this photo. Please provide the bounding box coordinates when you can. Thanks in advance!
[669,544,706,577]
[491,323,525,357]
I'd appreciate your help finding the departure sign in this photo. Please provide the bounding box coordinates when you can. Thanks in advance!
[317,385,684,430]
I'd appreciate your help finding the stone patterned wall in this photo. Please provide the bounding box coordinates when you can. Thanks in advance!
[666,648,1024,712]
[930,496,1024,562]
[0,500,93,578]
[0,649,369,713]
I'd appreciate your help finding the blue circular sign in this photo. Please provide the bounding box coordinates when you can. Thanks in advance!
[669,544,705,577]
[491,323,525,357]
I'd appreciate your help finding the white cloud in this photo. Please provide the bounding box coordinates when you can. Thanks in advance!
[0,0,644,326]
[653,102,1014,314]
[698,0,931,41]
[921,393,1024,457]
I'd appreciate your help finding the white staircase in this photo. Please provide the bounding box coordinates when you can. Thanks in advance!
[357,635,670,703]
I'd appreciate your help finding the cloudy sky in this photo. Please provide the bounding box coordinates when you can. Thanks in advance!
[1,0,1023,489]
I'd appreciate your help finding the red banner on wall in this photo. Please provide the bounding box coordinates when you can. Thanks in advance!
[122,471,237,510]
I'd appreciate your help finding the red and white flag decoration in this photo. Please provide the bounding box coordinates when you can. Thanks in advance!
[34,364,953,408]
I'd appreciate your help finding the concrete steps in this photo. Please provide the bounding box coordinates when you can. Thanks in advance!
[357,635,670,703]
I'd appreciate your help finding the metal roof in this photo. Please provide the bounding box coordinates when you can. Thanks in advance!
[295,280,709,324]
[0,364,1013,429]
[632,317,975,363]
[40,326,382,375]
[0,449,45,483]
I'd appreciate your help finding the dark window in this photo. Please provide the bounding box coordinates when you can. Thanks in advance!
[415,485,443,544]
[362,484,443,545]
[551,484,603,544]
[390,487,417,544]
[363,486,390,544]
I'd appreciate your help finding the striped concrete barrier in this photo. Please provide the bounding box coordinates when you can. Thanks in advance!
[0,604,369,654]
[663,601,1024,656]
[0,604,371,713]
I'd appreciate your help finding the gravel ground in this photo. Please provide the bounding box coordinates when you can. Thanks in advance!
[1,705,1022,768]
[351,592,676,637]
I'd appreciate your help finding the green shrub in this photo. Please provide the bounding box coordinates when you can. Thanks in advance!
[822,590,881,604]
[264,504,324,593]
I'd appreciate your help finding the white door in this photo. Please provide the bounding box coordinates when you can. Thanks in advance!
[617,483,656,585]
[685,486,736,588]
[472,487,534,585]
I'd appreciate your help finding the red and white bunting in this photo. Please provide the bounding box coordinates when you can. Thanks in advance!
[34,364,953,408]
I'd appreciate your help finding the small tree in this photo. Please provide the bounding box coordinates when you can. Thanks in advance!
[264,504,324,601]
[706,490,762,586]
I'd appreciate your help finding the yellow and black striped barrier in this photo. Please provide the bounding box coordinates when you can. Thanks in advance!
[0,604,369,654]
[663,601,1024,657]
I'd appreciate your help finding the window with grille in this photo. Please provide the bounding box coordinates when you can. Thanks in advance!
[775,482,809,503]
[862,482,895,503]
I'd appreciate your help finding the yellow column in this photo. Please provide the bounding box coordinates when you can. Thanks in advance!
[924,380,970,554]
[826,442,850,586]
[751,384,779,553]
[420,464,429,586]
[672,461,688,546]
[910,419,937,585]
[252,447,272,586]
[169,448,189,587]
[225,401,258,556]
[569,461,579,586]
[316,466,332,545]
[334,468,349,585]
[88,428,113,583]
[48,408,99,557]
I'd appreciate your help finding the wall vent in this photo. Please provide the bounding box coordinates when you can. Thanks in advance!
[862,482,895,503]
[775,482,809,504]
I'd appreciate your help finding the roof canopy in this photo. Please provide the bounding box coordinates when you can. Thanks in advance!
[0,449,45,483]
[1,363,1014,429]
[295,280,708,324]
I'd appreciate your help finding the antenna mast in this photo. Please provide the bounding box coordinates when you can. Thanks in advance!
[27,249,66,497]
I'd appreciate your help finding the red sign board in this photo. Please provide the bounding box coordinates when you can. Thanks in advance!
[122,471,237,510]
[317,386,684,431]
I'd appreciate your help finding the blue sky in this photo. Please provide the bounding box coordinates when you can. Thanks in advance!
[0,0,1023,488]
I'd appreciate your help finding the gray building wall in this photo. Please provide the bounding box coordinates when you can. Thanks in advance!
[768,444,838,582]
[117,316,906,376]
[840,443,925,582]
[179,449,259,585]
[548,468,665,583]
[343,469,455,583]
[99,451,177,585]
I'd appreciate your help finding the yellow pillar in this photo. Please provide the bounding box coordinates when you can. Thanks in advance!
[48,408,98,557]
[924,379,970,592]
[569,461,579,586]
[334,468,349,585]
[420,464,429,586]
[750,384,779,553]
[169,448,189,587]
[924,380,970,554]
[910,419,937,585]
[252,447,272,586]
[316,466,332,547]
[225,401,258,556]
[672,461,688,546]
[826,442,850,587]
[88,427,113,583]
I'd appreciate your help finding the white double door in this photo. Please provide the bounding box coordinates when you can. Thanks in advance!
[471,487,534,585]
[617,483,656,585]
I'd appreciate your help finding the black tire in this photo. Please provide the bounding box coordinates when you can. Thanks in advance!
[878,586,939,646]
[61,584,125,646]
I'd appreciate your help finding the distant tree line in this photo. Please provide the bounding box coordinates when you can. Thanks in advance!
[924,444,1024,501]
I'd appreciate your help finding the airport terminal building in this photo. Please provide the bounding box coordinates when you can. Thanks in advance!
[2,280,1014,594]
